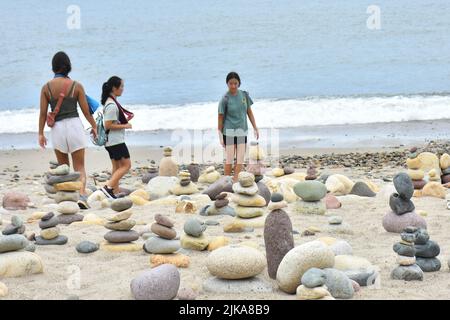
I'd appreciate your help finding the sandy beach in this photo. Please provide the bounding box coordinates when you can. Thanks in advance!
[0,142,449,300]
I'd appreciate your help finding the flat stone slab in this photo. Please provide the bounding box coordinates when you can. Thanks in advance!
[35,235,68,245]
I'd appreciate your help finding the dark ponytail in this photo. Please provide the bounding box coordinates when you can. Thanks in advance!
[52,51,72,76]
[101,76,122,105]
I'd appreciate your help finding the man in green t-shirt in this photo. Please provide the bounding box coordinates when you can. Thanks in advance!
[218,72,259,182]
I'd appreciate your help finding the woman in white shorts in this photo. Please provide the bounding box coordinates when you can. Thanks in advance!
[38,51,97,209]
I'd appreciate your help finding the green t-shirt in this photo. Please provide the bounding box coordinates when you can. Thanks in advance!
[103,98,125,147]
[218,90,253,137]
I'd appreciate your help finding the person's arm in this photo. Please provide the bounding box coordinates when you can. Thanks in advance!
[218,99,225,147]
[38,85,49,148]
[76,83,98,137]
[104,120,132,131]
[247,106,259,140]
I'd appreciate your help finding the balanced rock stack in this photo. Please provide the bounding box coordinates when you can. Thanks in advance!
[198,166,221,184]
[159,146,178,177]
[232,172,266,219]
[247,141,265,182]
[142,160,159,184]
[406,147,426,189]
[413,228,441,272]
[264,193,294,279]
[180,218,209,251]
[201,192,235,216]
[382,173,426,233]
[170,170,198,195]
[391,228,423,281]
[45,163,81,203]
[440,153,450,184]
[305,165,318,180]
[296,268,333,300]
[104,198,139,245]
[0,234,43,278]
[46,164,84,224]
[293,181,327,215]
[187,156,200,183]
[35,212,68,245]
[2,215,25,236]
[144,214,180,254]
[406,150,441,189]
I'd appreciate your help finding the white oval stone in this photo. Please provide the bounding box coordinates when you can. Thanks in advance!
[206,245,266,279]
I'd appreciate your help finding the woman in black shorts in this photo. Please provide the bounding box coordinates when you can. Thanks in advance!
[100,76,132,199]
[218,72,259,182]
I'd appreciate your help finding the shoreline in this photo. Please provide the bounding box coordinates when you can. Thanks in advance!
[1,119,450,151]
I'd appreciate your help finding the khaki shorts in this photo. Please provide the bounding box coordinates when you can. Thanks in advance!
[51,117,88,154]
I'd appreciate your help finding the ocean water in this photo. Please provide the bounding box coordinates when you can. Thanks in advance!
[1,0,450,145]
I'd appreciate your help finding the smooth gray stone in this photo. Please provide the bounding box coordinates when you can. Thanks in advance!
[415,241,440,258]
[76,241,99,254]
[391,264,423,281]
[11,216,23,228]
[416,257,441,272]
[44,184,57,194]
[393,172,414,199]
[344,269,378,287]
[25,243,36,252]
[0,234,28,253]
[39,216,59,229]
[301,268,327,288]
[389,193,415,215]
[35,235,68,245]
[324,268,354,299]
[414,229,430,245]
[104,230,139,243]
[110,198,133,212]
[2,224,20,235]
[270,192,284,203]
[349,181,376,197]
[184,218,206,237]
[143,236,180,254]
[46,172,81,185]
[202,277,273,294]
[393,243,416,257]
[57,214,84,225]
[42,212,55,221]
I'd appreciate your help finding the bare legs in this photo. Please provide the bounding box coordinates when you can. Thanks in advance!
[224,143,246,183]
[106,158,131,195]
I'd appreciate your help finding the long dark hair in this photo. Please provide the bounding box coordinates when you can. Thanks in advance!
[226,71,241,87]
[52,51,72,76]
[101,76,122,105]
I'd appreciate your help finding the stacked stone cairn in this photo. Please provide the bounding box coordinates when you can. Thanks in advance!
[201,192,235,216]
[407,148,426,190]
[104,198,139,245]
[2,215,25,236]
[142,160,158,184]
[440,153,450,184]
[264,193,294,279]
[296,268,334,300]
[391,227,423,281]
[143,214,180,254]
[170,170,198,195]
[35,212,67,245]
[180,218,209,251]
[187,155,200,183]
[231,172,266,219]
[198,166,221,184]
[305,164,318,180]
[293,180,327,215]
[159,146,178,177]
[413,228,441,272]
[247,141,265,183]
[382,173,426,233]
[45,163,84,224]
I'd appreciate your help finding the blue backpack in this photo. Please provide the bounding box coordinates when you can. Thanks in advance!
[91,108,109,146]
